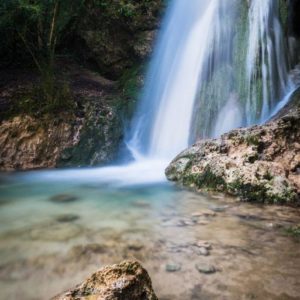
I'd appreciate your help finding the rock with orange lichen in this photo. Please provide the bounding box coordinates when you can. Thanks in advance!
[52,261,158,300]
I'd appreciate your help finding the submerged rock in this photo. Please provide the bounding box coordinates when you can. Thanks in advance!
[166,93,300,204]
[30,223,82,241]
[165,263,181,272]
[50,194,79,203]
[194,247,210,256]
[55,214,80,223]
[68,243,107,261]
[52,260,158,300]
[195,263,217,274]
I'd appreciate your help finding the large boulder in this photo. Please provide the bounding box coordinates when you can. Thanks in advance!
[166,91,300,204]
[52,261,158,300]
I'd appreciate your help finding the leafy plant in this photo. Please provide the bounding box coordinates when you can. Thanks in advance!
[0,0,84,110]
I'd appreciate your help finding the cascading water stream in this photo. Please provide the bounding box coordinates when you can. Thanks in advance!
[127,0,218,160]
[15,0,298,186]
[246,0,292,124]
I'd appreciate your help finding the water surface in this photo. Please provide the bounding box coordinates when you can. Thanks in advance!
[0,174,299,300]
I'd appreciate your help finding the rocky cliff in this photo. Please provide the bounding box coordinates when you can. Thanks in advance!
[166,90,300,205]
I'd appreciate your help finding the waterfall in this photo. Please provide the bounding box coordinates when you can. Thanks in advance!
[127,0,219,160]
[128,0,294,156]
[18,0,297,186]
[246,0,291,124]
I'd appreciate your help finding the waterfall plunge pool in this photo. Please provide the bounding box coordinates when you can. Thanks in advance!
[0,171,300,300]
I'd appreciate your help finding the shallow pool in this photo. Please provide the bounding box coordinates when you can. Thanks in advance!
[0,171,300,300]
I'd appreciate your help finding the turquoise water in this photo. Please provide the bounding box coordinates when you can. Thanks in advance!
[1,173,300,300]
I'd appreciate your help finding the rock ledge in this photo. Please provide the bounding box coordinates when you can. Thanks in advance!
[166,93,300,204]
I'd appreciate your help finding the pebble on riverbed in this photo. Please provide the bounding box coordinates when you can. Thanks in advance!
[209,205,229,212]
[165,263,181,272]
[195,263,216,274]
[192,209,216,217]
[30,223,82,241]
[49,194,79,203]
[131,200,151,209]
[194,240,212,250]
[194,247,210,256]
[55,214,80,223]
[127,241,144,251]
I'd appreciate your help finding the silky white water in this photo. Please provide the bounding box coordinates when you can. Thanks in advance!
[246,0,292,124]
[127,0,218,160]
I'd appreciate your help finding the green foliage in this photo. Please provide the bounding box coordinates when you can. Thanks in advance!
[284,225,300,238]
[92,0,156,18]
[8,79,75,116]
[0,0,85,111]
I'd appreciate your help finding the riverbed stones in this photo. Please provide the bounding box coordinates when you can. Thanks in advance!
[194,240,212,250]
[30,223,82,241]
[68,243,107,260]
[195,247,210,256]
[192,209,216,217]
[195,263,216,274]
[165,263,181,272]
[49,194,79,203]
[209,205,228,212]
[52,260,158,300]
[132,200,151,209]
[55,214,80,223]
[127,241,144,251]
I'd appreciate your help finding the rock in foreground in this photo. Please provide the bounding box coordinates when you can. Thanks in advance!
[166,94,300,204]
[52,261,158,300]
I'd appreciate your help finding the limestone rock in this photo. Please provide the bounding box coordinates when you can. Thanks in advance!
[166,90,300,204]
[52,260,158,300]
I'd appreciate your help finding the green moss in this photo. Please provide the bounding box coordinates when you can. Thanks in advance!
[244,134,260,146]
[278,0,289,31]
[284,225,300,238]
[228,180,296,204]
[183,167,226,191]
[117,64,146,119]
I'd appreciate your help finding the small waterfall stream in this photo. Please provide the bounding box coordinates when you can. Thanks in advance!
[246,0,292,124]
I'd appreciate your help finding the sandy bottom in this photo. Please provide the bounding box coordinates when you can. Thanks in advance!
[0,175,300,300]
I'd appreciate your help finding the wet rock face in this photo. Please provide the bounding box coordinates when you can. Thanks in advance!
[166,92,300,204]
[0,70,124,171]
[76,1,164,79]
[52,261,158,300]
[0,114,81,170]
[0,101,122,171]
